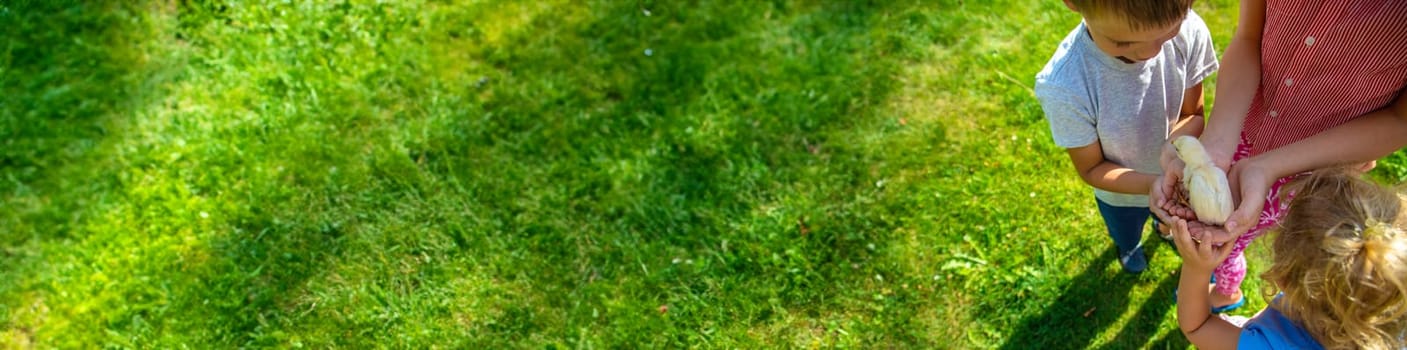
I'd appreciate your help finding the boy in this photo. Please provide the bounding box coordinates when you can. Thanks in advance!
[1035,0,1217,274]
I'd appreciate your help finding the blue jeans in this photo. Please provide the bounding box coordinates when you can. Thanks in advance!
[1095,198,1154,271]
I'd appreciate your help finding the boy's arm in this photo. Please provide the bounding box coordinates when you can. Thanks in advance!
[1066,141,1157,195]
[1037,81,1156,195]
[1156,84,1208,182]
[1172,83,1206,139]
[1200,0,1267,169]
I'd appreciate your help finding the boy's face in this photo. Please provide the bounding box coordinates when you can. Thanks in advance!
[1082,11,1183,64]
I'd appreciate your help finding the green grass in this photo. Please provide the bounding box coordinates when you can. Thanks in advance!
[3,0,1405,348]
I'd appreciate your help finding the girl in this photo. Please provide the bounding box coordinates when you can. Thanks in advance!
[1173,169,1407,349]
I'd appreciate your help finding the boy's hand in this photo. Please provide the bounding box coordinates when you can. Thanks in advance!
[1171,218,1235,273]
[1153,174,1197,220]
[1151,145,1198,224]
[1159,142,1181,174]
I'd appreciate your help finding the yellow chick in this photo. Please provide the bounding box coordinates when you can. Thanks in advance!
[1171,135,1233,225]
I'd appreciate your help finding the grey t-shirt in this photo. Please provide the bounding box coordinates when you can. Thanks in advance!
[1035,10,1218,207]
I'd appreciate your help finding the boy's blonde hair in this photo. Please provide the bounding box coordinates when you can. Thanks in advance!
[1068,0,1194,30]
[1264,168,1407,349]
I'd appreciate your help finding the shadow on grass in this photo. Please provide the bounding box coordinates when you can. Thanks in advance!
[1144,325,1194,350]
[0,1,168,240]
[3,0,1032,347]
[52,0,928,346]
[430,0,939,346]
[3,1,375,346]
[997,243,1181,349]
[0,1,180,346]
[1098,272,1184,349]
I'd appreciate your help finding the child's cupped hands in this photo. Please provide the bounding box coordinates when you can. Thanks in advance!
[1170,217,1235,273]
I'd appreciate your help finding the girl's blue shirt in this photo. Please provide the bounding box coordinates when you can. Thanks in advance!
[1238,296,1322,350]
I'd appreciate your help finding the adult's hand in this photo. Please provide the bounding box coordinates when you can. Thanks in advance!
[1192,156,1274,244]
[1203,141,1237,174]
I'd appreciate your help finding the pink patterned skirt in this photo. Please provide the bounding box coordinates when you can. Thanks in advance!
[1211,135,1301,296]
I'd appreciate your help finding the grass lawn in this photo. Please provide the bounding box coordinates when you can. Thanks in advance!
[4,0,1405,348]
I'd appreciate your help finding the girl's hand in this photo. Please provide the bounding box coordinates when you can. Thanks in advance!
[1171,218,1235,273]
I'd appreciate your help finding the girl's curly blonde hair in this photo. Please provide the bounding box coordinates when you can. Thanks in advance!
[1263,168,1407,349]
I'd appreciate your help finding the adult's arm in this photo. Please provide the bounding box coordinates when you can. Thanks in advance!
[1216,91,1407,239]
[1245,93,1407,181]
[1152,0,1266,226]
[1200,0,1267,169]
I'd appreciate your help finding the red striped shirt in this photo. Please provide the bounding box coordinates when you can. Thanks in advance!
[1242,1,1407,156]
